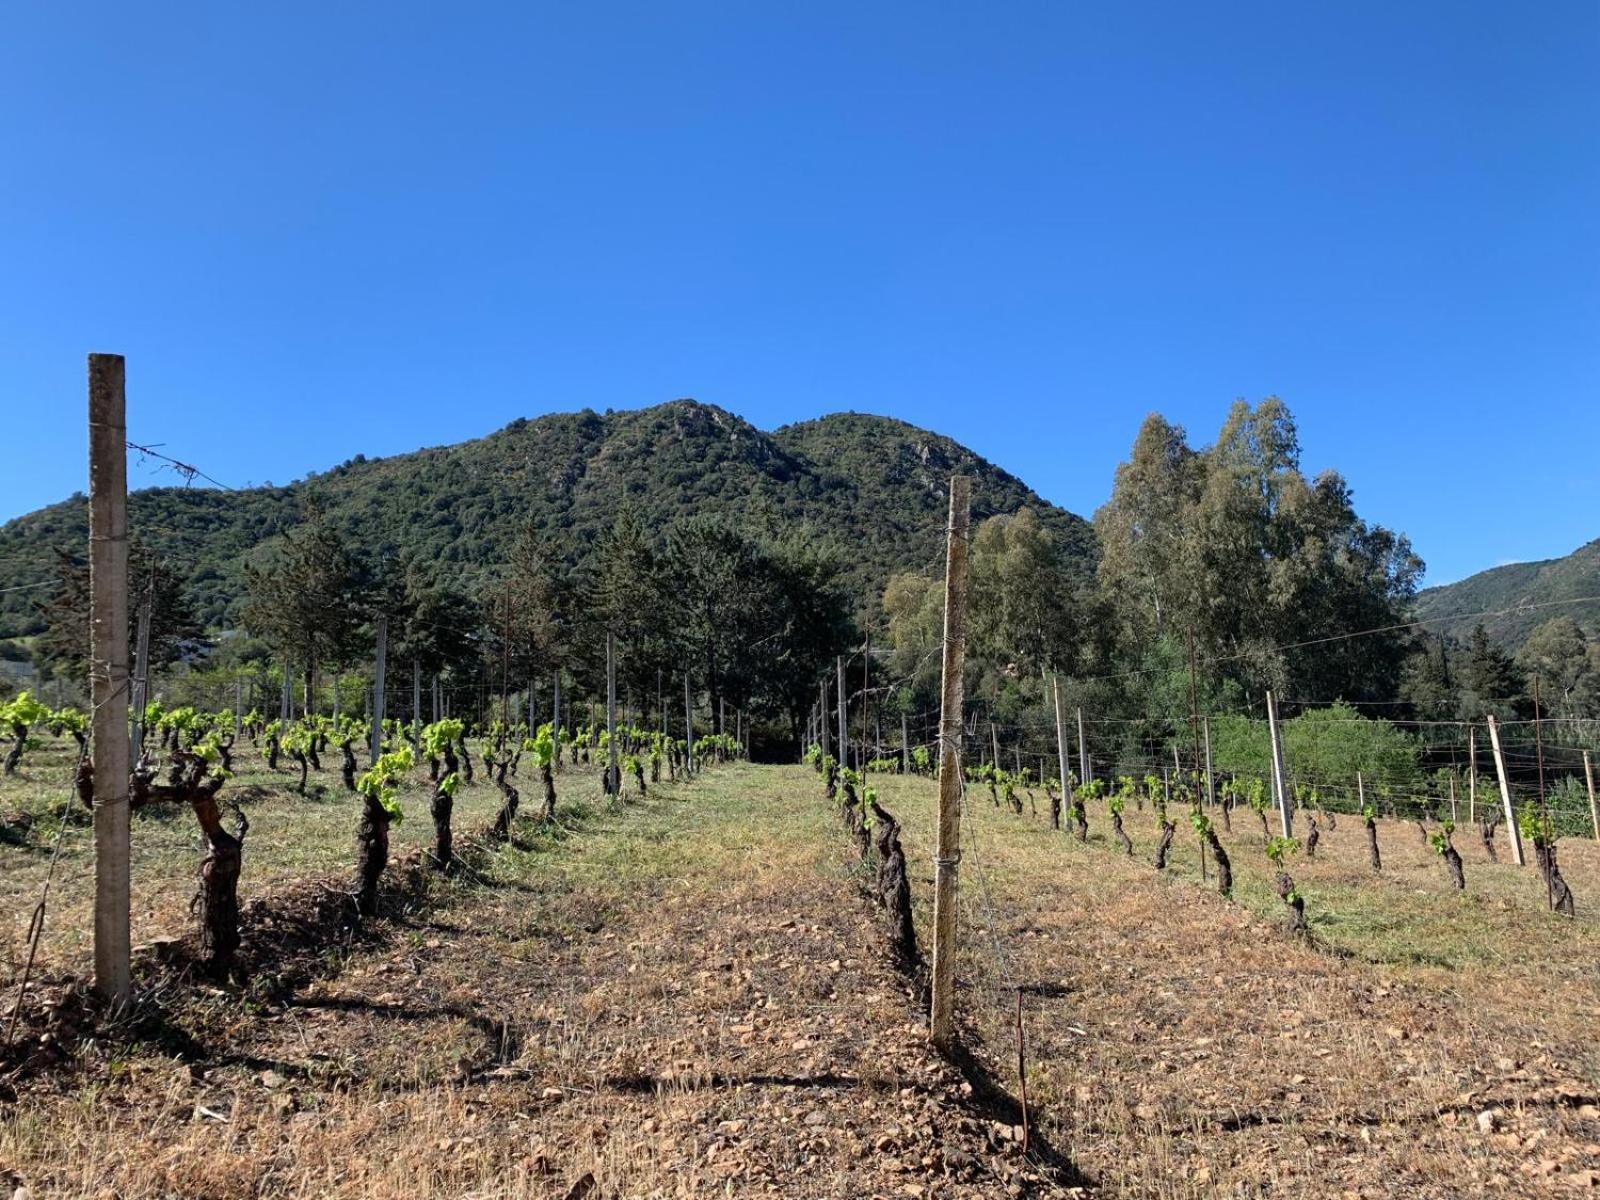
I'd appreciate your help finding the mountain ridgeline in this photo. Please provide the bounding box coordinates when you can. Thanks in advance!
[0,402,1094,636]
[1416,538,1600,650]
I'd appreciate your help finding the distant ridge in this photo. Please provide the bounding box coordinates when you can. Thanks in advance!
[1415,538,1600,648]
[0,400,1093,635]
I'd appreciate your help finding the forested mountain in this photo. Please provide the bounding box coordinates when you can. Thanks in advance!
[1415,539,1600,650]
[0,401,1091,636]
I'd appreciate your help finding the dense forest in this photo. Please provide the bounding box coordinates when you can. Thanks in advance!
[0,402,1089,635]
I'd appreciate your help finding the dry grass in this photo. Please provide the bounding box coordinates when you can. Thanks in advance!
[868,771,1600,1198]
[1,754,1047,1199]
[6,749,1600,1196]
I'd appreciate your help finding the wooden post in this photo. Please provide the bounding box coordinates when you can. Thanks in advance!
[1202,716,1215,808]
[1468,725,1477,824]
[1075,706,1089,787]
[1449,773,1458,825]
[234,678,243,740]
[931,476,971,1052]
[89,352,131,1006]
[1585,751,1598,840]
[684,673,694,774]
[901,710,910,774]
[369,618,387,766]
[1266,690,1293,837]
[552,672,562,772]
[861,636,871,774]
[836,656,847,773]
[1485,714,1524,867]
[606,633,618,792]
[129,600,150,752]
[411,661,421,741]
[1051,674,1072,798]
[819,680,830,762]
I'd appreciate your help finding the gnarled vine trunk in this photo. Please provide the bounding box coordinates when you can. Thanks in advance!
[1205,828,1232,897]
[1047,787,1061,831]
[1305,816,1319,860]
[340,740,357,792]
[1072,801,1088,843]
[431,782,453,869]
[1366,817,1382,872]
[1480,818,1499,862]
[4,722,28,775]
[490,779,519,841]
[355,793,392,916]
[1276,871,1307,935]
[1152,820,1175,870]
[1535,842,1576,917]
[192,783,246,977]
[539,762,557,823]
[1112,811,1133,856]
[870,801,919,969]
[1442,840,1465,890]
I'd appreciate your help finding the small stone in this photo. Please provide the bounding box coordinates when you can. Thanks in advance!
[1477,1108,1503,1134]
[803,1109,828,1126]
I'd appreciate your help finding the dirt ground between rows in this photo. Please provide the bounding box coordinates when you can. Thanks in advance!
[5,759,1600,1197]
[869,770,1600,1198]
[3,763,1058,1199]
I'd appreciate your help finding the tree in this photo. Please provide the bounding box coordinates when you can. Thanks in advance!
[240,503,367,706]
[1460,623,1524,721]
[1518,618,1598,721]
[1094,398,1421,705]
[34,540,204,682]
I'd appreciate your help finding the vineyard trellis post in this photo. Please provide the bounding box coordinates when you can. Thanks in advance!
[1076,706,1089,787]
[836,656,847,773]
[819,679,830,762]
[901,710,910,774]
[1485,714,1524,867]
[369,617,387,766]
[684,673,694,775]
[129,600,150,751]
[234,678,243,739]
[1580,752,1593,844]
[1051,673,1071,805]
[552,671,562,773]
[606,633,617,794]
[1203,715,1215,808]
[1266,690,1293,836]
[861,633,871,774]
[88,352,131,1006]
[1584,751,1597,840]
[412,662,421,743]
[1468,725,1477,824]
[931,475,970,1052]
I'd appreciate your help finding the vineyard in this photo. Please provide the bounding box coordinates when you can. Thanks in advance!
[3,696,1599,1197]
[4,382,1600,1198]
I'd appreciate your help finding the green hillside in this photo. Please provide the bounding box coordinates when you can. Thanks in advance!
[0,401,1092,635]
[1415,538,1600,648]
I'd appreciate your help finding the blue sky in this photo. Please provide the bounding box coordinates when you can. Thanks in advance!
[2,2,1595,584]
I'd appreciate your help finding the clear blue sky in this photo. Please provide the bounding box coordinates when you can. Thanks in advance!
[2,2,1595,584]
